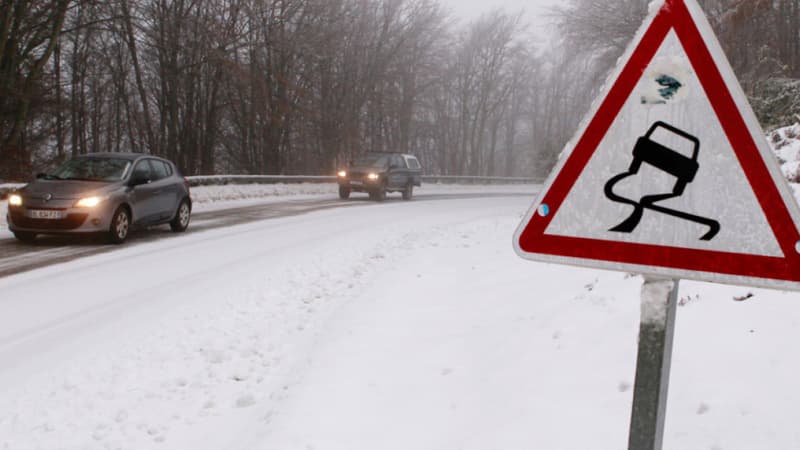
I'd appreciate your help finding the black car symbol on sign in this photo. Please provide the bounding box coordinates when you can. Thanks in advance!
[604,121,720,241]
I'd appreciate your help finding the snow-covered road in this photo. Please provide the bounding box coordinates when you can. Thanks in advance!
[1,189,799,449]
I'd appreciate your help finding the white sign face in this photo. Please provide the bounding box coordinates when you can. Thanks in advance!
[547,30,780,257]
[514,0,800,290]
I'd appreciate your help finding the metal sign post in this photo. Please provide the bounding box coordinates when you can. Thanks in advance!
[628,277,679,450]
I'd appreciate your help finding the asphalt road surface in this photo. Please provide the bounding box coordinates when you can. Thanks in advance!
[0,192,531,279]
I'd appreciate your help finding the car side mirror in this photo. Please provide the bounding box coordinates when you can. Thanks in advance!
[36,173,47,179]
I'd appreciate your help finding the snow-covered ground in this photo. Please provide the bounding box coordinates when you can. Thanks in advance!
[1,190,799,449]
[256,215,800,450]
[1,125,800,449]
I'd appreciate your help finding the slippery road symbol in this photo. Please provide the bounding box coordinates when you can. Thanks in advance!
[604,121,721,241]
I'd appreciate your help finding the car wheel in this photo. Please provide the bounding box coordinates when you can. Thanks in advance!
[108,206,130,244]
[13,231,37,243]
[170,199,191,232]
[339,185,351,200]
[402,184,414,201]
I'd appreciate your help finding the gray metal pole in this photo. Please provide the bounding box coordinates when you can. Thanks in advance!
[628,276,680,450]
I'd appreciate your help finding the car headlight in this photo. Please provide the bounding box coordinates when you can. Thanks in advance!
[8,194,22,207]
[338,171,347,178]
[367,173,380,181]
[75,196,106,208]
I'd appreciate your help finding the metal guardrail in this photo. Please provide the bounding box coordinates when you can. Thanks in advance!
[186,175,540,187]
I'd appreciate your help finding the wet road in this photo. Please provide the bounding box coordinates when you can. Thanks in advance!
[0,192,532,279]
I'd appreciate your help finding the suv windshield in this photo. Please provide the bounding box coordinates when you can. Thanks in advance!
[352,155,389,169]
[49,158,131,182]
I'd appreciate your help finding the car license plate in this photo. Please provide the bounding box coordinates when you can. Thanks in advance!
[28,210,64,220]
[351,181,364,186]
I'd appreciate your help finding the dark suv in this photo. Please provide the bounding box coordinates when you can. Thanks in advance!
[337,153,422,201]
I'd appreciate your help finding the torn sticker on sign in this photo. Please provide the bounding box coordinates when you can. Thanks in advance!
[640,56,692,105]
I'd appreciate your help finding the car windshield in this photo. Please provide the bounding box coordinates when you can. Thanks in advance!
[352,155,389,169]
[49,157,131,182]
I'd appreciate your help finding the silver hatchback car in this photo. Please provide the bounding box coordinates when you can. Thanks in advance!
[7,153,192,244]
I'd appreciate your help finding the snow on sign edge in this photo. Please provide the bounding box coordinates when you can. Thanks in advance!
[512,0,800,292]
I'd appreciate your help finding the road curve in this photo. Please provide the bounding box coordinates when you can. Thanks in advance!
[0,191,532,279]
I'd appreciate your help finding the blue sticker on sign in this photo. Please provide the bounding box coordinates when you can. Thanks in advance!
[538,204,550,217]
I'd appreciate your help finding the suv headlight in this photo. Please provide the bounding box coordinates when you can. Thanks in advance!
[367,173,380,181]
[338,171,347,178]
[8,194,22,206]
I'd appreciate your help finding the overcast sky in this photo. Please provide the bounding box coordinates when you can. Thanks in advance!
[438,0,560,24]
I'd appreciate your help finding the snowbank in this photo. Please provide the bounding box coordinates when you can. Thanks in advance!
[770,123,800,182]
[189,183,337,204]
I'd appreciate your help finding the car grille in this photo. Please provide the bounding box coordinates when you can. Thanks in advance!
[348,171,366,180]
[10,210,89,230]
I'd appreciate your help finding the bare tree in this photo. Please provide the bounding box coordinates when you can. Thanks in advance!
[0,0,72,179]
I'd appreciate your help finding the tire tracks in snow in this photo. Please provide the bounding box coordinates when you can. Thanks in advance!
[0,192,530,279]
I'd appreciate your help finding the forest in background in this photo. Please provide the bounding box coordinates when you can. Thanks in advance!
[0,0,799,181]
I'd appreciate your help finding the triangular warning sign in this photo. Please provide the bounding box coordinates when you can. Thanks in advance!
[514,0,800,290]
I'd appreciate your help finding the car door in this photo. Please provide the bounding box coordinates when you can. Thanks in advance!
[130,159,160,224]
[148,159,179,220]
[405,156,422,186]
[387,154,409,189]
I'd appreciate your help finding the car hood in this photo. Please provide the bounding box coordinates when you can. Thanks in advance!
[22,179,122,199]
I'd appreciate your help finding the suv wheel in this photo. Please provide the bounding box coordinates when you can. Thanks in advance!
[108,206,130,244]
[170,199,191,232]
[13,231,37,243]
[339,185,351,200]
[402,184,414,201]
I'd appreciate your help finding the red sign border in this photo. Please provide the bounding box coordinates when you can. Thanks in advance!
[516,0,800,285]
